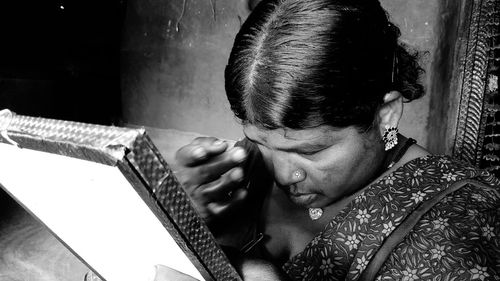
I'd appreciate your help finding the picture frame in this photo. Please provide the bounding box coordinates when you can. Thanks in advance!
[0,109,241,281]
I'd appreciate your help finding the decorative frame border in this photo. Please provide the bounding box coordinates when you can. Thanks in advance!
[0,111,241,281]
[453,0,499,166]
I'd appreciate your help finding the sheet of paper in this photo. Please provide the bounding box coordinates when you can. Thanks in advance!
[0,142,204,281]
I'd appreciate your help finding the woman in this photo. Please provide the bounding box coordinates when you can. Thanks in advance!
[171,0,500,280]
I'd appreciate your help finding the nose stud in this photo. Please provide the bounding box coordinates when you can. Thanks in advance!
[293,170,304,180]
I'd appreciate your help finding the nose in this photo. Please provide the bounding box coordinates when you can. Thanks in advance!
[270,152,305,186]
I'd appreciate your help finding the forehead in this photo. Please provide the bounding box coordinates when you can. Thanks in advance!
[243,124,347,148]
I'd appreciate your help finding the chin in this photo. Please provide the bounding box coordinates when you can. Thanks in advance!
[310,195,345,209]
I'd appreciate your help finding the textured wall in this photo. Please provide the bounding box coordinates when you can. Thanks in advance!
[121,0,249,140]
[381,0,439,147]
[121,0,440,145]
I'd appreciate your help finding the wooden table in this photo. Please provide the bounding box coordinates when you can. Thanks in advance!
[0,128,214,281]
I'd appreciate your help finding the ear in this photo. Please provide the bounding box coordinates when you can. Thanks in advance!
[377,91,403,136]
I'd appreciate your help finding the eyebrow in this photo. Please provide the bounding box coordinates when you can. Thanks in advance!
[244,132,331,153]
[283,128,326,141]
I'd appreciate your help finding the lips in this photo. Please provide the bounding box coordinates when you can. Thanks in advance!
[288,190,310,197]
[278,185,314,198]
[277,183,316,203]
[288,193,318,207]
[277,183,301,194]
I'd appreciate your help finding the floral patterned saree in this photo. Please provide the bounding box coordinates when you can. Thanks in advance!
[282,155,500,281]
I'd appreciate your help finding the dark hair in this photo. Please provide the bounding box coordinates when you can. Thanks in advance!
[224,0,424,130]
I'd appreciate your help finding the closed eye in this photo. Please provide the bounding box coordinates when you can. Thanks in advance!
[299,146,329,156]
[300,150,319,156]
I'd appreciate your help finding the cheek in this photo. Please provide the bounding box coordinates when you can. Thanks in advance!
[310,144,364,175]
[300,160,344,195]
[310,167,348,192]
[303,142,378,195]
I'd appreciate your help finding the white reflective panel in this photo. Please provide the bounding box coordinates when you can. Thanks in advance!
[0,142,203,281]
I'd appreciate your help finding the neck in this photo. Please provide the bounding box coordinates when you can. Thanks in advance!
[380,134,407,169]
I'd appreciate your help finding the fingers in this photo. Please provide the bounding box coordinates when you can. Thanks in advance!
[190,148,246,184]
[192,168,248,219]
[177,147,246,187]
[173,137,249,223]
[175,137,228,166]
[199,167,244,200]
[206,187,248,216]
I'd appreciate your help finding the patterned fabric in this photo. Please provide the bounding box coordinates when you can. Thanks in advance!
[282,155,500,281]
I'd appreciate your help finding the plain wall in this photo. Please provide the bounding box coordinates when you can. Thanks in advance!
[121,0,247,140]
[121,0,439,146]
[383,0,438,148]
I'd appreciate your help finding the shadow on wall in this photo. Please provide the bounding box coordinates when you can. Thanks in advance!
[121,0,439,145]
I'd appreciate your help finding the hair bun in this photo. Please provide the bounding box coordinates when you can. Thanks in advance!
[393,44,425,101]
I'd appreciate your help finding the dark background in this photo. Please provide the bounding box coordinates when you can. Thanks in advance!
[0,0,127,250]
[0,0,127,125]
[0,3,128,278]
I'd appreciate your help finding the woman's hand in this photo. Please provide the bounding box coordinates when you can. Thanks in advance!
[235,258,291,281]
[153,259,290,281]
[153,265,199,281]
[174,137,248,224]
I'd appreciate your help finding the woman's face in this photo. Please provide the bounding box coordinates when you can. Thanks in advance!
[243,124,386,208]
